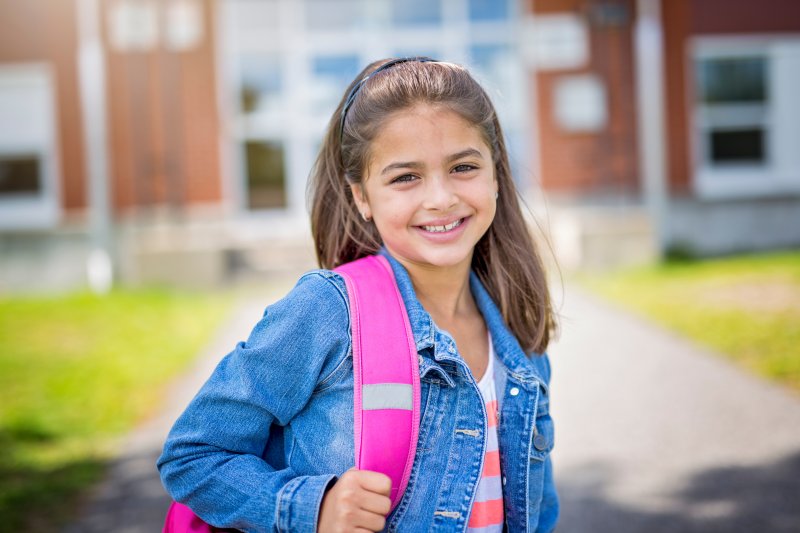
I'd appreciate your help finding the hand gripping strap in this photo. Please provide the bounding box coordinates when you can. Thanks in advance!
[335,255,421,511]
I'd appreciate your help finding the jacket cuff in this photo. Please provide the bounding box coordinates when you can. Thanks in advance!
[276,474,338,532]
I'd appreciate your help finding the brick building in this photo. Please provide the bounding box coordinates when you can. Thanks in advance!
[0,0,798,289]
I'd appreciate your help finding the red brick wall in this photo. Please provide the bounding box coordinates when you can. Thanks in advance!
[691,0,800,34]
[102,0,222,213]
[529,0,640,196]
[662,0,692,195]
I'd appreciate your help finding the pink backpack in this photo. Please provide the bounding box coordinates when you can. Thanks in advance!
[163,255,421,532]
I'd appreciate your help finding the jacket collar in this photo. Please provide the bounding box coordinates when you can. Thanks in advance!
[378,248,547,387]
[379,248,436,352]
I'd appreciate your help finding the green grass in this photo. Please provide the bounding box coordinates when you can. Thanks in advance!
[0,289,233,531]
[581,250,800,392]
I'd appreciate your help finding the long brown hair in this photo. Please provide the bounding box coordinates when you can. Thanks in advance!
[308,59,555,354]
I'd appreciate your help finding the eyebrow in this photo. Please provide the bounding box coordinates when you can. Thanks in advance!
[380,148,485,176]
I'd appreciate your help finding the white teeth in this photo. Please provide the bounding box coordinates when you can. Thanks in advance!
[421,219,462,233]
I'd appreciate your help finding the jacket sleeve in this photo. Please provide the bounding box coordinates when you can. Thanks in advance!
[157,272,350,533]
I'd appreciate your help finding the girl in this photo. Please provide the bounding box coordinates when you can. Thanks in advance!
[158,57,558,532]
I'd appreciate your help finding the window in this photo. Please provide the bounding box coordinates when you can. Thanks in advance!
[468,0,509,22]
[0,64,58,229]
[692,37,800,198]
[311,55,360,115]
[231,0,280,33]
[234,53,287,209]
[393,48,441,62]
[470,43,508,71]
[306,0,364,30]
[239,54,282,116]
[220,0,528,215]
[244,141,286,209]
[0,154,40,196]
[553,75,608,133]
[391,0,441,26]
[468,44,516,107]
[710,129,764,163]
[467,44,529,190]
[696,55,768,167]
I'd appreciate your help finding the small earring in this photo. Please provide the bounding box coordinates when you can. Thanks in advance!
[495,191,499,200]
[361,212,371,222]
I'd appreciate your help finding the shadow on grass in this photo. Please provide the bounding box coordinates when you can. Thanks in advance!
[557,450,800,533]
[0,454,106,532]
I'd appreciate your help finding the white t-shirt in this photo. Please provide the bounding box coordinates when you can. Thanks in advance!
[467,333,505,532]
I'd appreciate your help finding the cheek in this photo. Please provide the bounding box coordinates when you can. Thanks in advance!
[372,193,411,222]
[473,182,498,210]
[376,208,410,232]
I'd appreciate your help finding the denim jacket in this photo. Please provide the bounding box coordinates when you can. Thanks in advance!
[157,250,558,532]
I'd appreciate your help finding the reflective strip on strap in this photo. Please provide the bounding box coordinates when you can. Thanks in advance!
[362,383,413,410]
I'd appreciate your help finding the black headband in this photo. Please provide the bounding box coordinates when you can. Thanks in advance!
[339,56,438,139]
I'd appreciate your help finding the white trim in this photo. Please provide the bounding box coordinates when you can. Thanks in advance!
[0,63,61,230]
[214,0,236,215]
[77,0,115,253]
[634,0,668,252]
[689,34,800,199]
[517,11,549,199]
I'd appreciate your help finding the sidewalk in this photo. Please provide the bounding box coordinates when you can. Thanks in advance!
[65,281,800,532]
[549,285,800,532]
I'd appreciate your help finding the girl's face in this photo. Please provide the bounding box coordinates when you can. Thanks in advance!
[351,104,498,275]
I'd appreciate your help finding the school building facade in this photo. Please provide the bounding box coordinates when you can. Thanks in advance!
[0,0,798,289]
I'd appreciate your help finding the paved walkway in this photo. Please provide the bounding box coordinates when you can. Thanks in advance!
[549,286,800,532]
[66,282,800,532]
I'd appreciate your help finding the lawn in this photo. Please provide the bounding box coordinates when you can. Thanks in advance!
[0,289,233,531]
[581,250,800,392]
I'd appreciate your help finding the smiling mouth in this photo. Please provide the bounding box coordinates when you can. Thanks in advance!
[419,218,465,233]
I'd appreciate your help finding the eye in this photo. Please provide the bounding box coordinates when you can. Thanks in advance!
[453,164,477,173]
[391,174,418,184]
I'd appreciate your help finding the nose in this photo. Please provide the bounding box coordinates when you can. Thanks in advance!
[422,175,458,211]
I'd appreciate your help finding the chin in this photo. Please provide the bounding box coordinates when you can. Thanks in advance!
[412,250,474,270]
[385,240,476,270]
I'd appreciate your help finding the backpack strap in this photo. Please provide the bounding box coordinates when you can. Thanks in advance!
[162,254,420,532]
[335,254,421,511]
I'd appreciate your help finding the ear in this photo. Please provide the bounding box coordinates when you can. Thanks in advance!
[350,183,371,220]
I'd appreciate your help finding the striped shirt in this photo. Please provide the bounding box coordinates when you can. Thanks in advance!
[467,334,504,532]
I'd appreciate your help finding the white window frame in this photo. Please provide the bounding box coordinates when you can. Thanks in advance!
[690,35,800,199]
[0,63,61,230]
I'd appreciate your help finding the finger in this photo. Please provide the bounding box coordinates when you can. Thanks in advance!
[354,508,387,532]
[339,466,359,481]
[358,490,392,516]
[355,470,392,495]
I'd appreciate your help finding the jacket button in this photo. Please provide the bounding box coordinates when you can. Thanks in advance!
[534,433,549,451]
[510,387,520,396]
